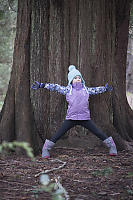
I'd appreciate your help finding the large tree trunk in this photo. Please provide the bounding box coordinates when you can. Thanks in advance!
[0,0,40,154]
[0,0,133,154]
[113,0,133,143]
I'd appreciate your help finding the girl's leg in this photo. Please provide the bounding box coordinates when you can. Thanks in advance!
[80,120,117,155]
[50,120,76,143]
[42,120,76,158]
[80,120,107,141]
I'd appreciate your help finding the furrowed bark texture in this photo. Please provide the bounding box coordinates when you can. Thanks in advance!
[0,0,133,153]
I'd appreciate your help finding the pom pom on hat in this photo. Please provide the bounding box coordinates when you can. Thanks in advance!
[67,65,85,85]
[69,65,76,72]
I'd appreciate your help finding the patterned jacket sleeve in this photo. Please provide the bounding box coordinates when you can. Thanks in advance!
[44,83,70,95]
[86,86,107,95]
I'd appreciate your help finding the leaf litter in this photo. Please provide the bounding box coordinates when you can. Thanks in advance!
[0,147,133,200]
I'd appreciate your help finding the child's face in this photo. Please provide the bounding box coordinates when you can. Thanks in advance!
[72,76,82,84]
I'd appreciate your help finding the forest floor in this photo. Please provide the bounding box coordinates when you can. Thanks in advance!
[0,147,133,200]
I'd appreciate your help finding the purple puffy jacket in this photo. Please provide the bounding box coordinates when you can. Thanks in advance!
[66,82,90,120]
[44,82,107,120]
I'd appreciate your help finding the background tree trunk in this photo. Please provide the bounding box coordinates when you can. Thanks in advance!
[112,0,133,143]
[0,0,133,154]
[0,0,40,154]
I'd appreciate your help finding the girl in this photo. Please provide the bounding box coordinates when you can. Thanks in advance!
[32,65,117,158]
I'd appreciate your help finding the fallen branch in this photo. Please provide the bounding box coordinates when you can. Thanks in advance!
[0,179,34,188]
[55,146,83,151]
[35,158,66,177]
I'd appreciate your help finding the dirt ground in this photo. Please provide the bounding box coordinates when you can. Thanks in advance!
[0,147,133,200]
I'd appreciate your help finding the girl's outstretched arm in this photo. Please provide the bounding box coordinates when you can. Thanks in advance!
[86,83,113,95]
[32,81,70,95]
[44,83,70,95]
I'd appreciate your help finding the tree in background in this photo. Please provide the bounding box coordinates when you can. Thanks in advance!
[0,0,17,109]
[126,1,133,109]
[0,0,133,154]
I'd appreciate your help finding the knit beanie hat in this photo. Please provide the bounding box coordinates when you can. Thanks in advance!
[68,65,85,85]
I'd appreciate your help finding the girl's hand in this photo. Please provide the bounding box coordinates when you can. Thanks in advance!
[105,83,113,91]
[32,81,45,90]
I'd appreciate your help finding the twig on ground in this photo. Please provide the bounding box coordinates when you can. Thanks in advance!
[55,146,83,151]
[0,179,34,188]
[35,159,66,177]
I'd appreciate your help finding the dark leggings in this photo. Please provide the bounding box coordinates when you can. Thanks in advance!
[50,120,107,143]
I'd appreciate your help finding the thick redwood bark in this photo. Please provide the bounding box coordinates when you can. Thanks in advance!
[113,0,133,142]
[0,0,133,153]
[0,0,40,154]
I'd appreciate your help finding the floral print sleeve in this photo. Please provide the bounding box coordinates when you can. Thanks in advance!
[44,83,70,95]
[86,86,107,95]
